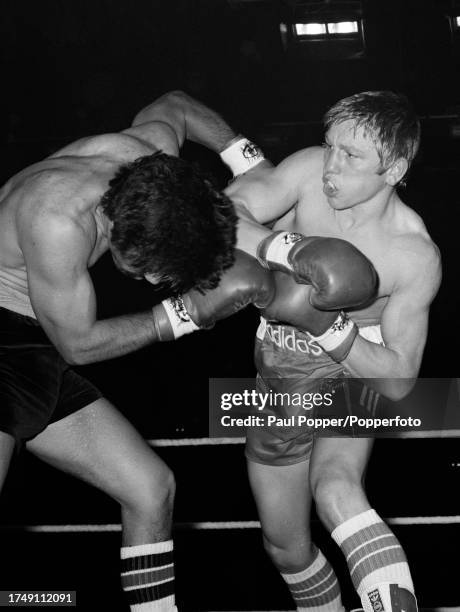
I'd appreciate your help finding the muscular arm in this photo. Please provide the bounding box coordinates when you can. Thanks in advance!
[225,147,323,257]
[125,93,323,258]
[343,242,442,400]
[20,214,160,366]
[126,90,237,153]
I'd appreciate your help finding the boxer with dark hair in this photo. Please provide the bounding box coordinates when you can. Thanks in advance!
[223,91,441,612]
[0,90,267,611]
[101,152,236,293]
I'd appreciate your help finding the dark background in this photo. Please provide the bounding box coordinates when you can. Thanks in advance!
[1,0,460,609]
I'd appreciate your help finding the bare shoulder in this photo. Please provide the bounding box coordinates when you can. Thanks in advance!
[263,145,324,192]
[17,201,95,274]
[12,132,152,218]
[278,145,324,177]
[18,191,91,241]
[14,168,96,260]
[277,146,324,201]
[48,132,155,161]
[391,204,441,299]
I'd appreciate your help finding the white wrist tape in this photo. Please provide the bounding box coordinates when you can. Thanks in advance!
[220,137,265,176]
[160,297,199,339]
[258,231,304,270]
[312,312,358,359]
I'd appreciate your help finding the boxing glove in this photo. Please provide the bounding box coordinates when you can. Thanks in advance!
[257,231,377,310]
[261,269,374,362]
[261,273,336,334]
[152,250,275,342]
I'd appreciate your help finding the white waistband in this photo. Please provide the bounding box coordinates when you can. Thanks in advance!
[257,317,384,346]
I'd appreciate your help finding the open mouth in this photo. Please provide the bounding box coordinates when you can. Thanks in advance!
[322,178,338,196]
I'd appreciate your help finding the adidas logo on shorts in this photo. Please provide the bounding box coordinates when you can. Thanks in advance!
[258,320,324,356]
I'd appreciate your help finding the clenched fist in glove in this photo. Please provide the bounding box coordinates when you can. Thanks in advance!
[152,250,275,342]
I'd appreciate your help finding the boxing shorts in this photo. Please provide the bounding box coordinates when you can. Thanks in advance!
[245,317,384,466]
[0,307,102,447]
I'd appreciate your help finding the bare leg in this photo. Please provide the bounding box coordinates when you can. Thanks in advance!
[310,437,417,612]
[248,457,345,610]
[26,398,175,545]
[247,458,315,572]
[310,437,374,531]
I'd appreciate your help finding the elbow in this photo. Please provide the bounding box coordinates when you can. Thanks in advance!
[59,349,82,366]
[58,342,89,366]
[165,89,187,98]
[64,353,86,366]
[162,90,189,107]
[383,377,417,402]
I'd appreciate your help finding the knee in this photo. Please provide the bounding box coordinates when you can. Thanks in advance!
[121,464,176,518]
[262,534,314,573]
[311,465,364,527]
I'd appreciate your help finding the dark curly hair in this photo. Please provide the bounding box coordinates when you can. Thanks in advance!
[100,152,237,294]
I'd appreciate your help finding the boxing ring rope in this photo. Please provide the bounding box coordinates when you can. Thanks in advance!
[148,432,460,446]
[1,435,458,610]
[1,435,459,533]
[0,515,456,534]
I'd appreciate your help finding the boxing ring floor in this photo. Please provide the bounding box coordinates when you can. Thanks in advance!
[0,435,459,610]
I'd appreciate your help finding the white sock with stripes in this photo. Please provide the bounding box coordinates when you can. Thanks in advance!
[331,509,417,612]
[281,548,345,611]
[120,540,177,611]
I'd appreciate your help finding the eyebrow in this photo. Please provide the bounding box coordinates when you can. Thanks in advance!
[324,136,364,155]
[342,144,364,155]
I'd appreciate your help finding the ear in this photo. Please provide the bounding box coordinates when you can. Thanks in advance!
[384,158,408,186]
[105,218,114,241]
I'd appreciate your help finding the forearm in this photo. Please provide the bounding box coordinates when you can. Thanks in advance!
[133,91,236,152]
[177,92,236,151]
[342,336,417,400]
[55,310,161,365]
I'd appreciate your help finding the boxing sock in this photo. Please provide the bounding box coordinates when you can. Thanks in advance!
[281,548,344,611]
[121,540,177,611]
[331,509,417,612]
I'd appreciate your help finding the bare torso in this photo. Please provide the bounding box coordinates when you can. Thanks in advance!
[0,134,157,317]
[271,149,434,328]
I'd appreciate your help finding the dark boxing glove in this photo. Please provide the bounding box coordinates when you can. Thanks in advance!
[152,250,275,342]
[261,265,375,362]
[256,231,377,310]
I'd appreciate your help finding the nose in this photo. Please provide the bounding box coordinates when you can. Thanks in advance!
[323,146,341,175]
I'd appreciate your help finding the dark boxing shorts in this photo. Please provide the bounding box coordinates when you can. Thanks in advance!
[245,318,383,466]
[0,307,103,446]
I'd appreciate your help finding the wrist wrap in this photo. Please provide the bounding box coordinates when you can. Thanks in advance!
[220,136,265,176]
[312,312,359,362]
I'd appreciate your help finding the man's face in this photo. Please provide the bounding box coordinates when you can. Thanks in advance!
[322,119,388,210]
[110,247,144,281]
[110,246,167,289]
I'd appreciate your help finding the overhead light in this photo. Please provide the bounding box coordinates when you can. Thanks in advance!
[294,20,359,37]
[295,23,327,36]
[327,21,358,34]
